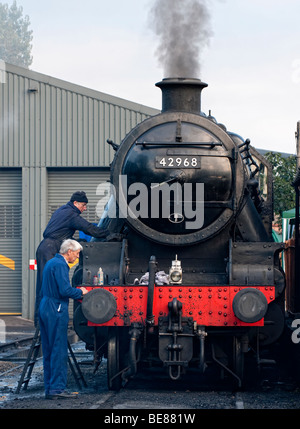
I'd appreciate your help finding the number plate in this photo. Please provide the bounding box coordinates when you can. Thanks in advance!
[155,156,201,169]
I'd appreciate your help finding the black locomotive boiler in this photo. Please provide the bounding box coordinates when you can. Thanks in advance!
[73,78,285,390]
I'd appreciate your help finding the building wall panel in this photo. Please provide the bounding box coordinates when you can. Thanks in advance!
[0,63,159,319]
[0,63,158,169]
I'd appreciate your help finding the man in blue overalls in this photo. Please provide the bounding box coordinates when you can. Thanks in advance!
[34,190,120,325]
[39,239,88,399]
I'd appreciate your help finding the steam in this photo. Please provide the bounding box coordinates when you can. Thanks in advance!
[149,0,212,78]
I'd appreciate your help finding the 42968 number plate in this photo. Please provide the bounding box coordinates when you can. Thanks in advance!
[155,156,201,169]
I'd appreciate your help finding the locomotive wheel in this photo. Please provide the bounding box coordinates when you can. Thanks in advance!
[107,327,122,391]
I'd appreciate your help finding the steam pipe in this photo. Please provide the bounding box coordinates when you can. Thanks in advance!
[146,255,156,326]
[294,123,300,312]
[236,194,270,242]
[296,122,300,169]
[121,324,142,382]
[292,169,300,312]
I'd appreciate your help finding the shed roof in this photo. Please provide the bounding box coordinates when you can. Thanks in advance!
[2,62,159,116]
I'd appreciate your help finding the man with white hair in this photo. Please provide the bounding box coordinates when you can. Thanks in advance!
[39,239,88,399]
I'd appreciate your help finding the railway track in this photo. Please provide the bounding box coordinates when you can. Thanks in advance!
[0,336,34,354]
[0,339,299,410]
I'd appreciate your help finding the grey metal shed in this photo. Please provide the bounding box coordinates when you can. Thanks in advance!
[0,62,159,319]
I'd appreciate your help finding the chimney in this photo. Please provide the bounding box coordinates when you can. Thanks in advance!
[155,77,208,114]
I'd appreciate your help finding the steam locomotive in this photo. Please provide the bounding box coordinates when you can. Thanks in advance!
[72,78,285,390]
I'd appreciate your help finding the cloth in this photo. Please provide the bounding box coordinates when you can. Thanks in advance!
[139,271,170,285]
[38,253,82,395]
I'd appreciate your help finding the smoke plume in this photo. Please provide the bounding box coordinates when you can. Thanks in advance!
[149,0,212,78]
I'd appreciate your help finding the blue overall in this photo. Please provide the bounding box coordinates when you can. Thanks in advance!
[34,201,109,325]
[38,253,83,395]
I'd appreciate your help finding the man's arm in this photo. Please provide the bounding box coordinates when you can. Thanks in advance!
[70,215,109,239]
[55,263,85,300]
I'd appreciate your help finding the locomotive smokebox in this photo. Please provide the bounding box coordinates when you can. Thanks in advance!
[155,77,208,114]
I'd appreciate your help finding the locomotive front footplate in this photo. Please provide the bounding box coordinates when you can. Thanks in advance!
[79,284,275,328]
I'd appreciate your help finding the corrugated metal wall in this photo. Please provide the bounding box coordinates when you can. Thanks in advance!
[48,168,111,318]
[0,64,157,168]
[47,169,110,233]
[21,166,48,318]
[0,63,159,319]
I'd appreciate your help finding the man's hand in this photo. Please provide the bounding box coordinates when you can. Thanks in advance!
[80,287,89,295]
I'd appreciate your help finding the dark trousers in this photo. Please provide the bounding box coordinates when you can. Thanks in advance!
[39,296,69,395]
[34,238,61,326]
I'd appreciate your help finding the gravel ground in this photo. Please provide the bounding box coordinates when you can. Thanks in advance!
[0,340,300,411]
[1,355,300,410]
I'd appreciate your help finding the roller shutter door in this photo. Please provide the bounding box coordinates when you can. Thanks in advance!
[47,169,110,234]
[48,169,110,317]
[0,169,22,314]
